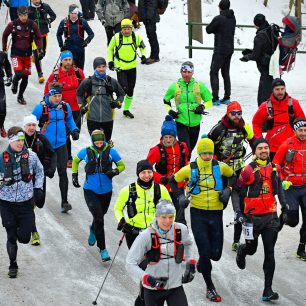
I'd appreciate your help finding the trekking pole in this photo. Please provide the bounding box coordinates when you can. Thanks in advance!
[243,152,253,162]
[53,53,61,71]
[92,233,126,305]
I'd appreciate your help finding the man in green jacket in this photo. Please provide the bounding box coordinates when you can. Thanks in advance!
[107,18,146,119]
[163,61,213,159]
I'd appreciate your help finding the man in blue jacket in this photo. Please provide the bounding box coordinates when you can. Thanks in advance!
[2,0,29,21]
[32,82,79,213]
[56,4,94,69]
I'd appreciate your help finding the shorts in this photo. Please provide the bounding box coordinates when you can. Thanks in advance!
[11,56,32,75]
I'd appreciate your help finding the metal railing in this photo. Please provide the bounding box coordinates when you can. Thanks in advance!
[186,22,306,58]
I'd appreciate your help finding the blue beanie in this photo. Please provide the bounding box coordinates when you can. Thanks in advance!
[161,115,177,137]
[60,50,73,61]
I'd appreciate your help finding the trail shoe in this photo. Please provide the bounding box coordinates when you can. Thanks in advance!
[61,202,72,213]
[31,232,41,246]
[220,97,231,105]
[8,263,18,278]
[262,287,279,301]
[66,159,72,168]
[145,57,160,65]
[206,287,222,302]
[232,241,240,252]
[135,295,145,306]
[38,73,45,84]
[213,99,220,106]
[123,110,134,118]
[100,249,111,262]
[297,248,306,261]
[17,96,27,105]
[0,127,7,138]
[88,225,96,246]
[236,245,246,269]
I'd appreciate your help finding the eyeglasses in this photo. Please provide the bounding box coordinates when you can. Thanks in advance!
[230,111,242,116]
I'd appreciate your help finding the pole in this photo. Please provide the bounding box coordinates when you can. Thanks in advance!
[92,233,126,305]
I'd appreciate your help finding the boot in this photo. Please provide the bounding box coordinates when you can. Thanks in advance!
[297,243,306,261]
[145,57,160,65]
[8,262,18,278]
[220,97,231,105]
[38,72,45,84]
[31,232,41,246]
[100,249,111,262]
[123,110,134,119]
[262,287,279,301]
[212,99,220,106]
[17,96,27,105]
[232,241,240,252]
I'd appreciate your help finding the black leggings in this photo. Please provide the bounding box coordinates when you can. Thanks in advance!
[144,286,188,306]
[87,120,114,141]
[105,23,121,45]
[55,145,68,204]
[0,200,34,264]
[83,189,112,250]
[117,68,136,97]
[32,176,46,233]
[0,78,6,128]
[67,110,81,160]
[33,36,48,75]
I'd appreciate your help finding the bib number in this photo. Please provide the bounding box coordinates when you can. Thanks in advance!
[242,222,254,240]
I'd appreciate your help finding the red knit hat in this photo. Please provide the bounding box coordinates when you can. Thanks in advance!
[227,101,242,114]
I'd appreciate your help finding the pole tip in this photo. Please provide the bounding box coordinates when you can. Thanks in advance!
[92,301,97,305]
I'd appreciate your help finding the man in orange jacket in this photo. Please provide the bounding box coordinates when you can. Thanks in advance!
[252,78,305,160]
[273,118,306,261]
[232,138,287,302]
[147,115,189,224]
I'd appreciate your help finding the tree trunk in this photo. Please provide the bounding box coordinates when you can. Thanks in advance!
[295,0,302,18]
[188,0,203,44]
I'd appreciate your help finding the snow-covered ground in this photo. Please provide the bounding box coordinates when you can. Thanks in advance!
[0,0,306,305]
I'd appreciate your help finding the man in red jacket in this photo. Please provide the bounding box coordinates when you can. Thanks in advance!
[273,118,306,261]
[2,6,43,105]
[252,78,305,160]
[44,51,85,167]
[147,115,189,224]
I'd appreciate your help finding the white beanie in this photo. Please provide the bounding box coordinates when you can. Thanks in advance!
[23,114,38,127]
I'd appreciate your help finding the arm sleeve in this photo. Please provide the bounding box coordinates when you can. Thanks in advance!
[33,154,45,189]
[41,135,56,172]
[272,142,287,166]
[4,53,12,77]
[206,17,219,34]
[160,185,172,201]
[146,146,163,184]
[83,20,95,43]
[137,34,146,57]
[56,20,65,48]
[32,104,43,121]
[2,23,13,51]
[277,176,287,208]
[220,162,234,178]
[244,123,255,141]
[252,103,267,138]
[114,186,129,221]
[46,4,56,23]
[72,156,81,174]
[112,79,125,102]
[199,82,213,108]
[110,148,125,173]
[76,79,89,105]
[65,104,78,132]
[95,1,105,21]
[181,225,194,261]
[248,35,265,62]
[293,100,306,118]
[107,36,116,62]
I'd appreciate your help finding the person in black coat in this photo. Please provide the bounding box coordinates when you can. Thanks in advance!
[240,14,278,106]
[28,0,56,84]
[206,0,236,106]
[0,51,12,138]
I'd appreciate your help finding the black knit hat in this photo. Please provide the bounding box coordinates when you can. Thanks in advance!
[93,57,106,70]
[219,0,230,10]
[254,14,266,27]
[251,137,269,153]
[136,160,153,176]
[272,78,285,89]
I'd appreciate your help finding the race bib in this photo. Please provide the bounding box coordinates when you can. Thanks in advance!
[242,222,254,240]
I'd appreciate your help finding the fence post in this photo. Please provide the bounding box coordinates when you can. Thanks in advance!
[188,23,193,58]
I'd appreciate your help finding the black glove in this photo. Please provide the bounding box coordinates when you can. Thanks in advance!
[71,130,79,141]
[242,48,253,56]
[100,19,106,26]
[182,260,196,284]
[141,55,147,64]
[178,194,190,209]
[168,109,179,119]
[80,105,88,115]
[143,275,168,289]
[194,104,205,115]
[81,40,89,47]
[44,168,55,179]
[37,49,45,60]
[160,176,169,185]
[110,100,122,109]
[33,188,45,208]
[278,205,288,231]
[234,211,245,224]
[108,61,115,71]
[105,168,119,179]
[60,45,67,52]
[117,217,126,231]
[72,173,81,188]
[218,187,231,207]
[240,56,249,62]
[122,222,139,235]
[4,76,12,87]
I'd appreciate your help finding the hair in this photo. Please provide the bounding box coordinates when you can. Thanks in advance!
[48,81,63,91]
[7,126,23,138]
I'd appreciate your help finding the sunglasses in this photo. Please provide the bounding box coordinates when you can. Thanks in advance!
[230,111,242,116]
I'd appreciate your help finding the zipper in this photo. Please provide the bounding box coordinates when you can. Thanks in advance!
[144,189,147,228]
[186,82,191,127]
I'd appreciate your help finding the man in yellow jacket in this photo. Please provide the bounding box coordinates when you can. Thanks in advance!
[169,135,234,303]
[107,18,146,119]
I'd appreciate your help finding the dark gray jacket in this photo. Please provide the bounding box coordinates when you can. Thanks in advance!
[138,0,168,23]
[76,74,125,123]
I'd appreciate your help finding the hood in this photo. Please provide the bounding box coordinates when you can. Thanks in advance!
[221,115,245,130]
[220,9,235,18]
[257,21,270,33]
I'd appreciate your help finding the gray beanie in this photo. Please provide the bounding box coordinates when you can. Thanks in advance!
[155,200,176,217]
[93,57,107,70]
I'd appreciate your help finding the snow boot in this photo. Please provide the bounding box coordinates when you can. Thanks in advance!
[88,225,96,246]
[232,241,240,252]
[297,243,306,261]
[123,110,134,119]
[100,249,111,262]
[17,96,27,105]
[206,287,222,302]
[145,57,160,65]
[38,73,45,84]
[236,244,246,269]
[262,287,279,301]
[220,97,231,105]
[8,262,18,278]
[31,232,41,246]
[61,202,72,213]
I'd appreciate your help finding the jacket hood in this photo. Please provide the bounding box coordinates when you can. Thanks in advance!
[220,9,235,18]
[257,21,270,33]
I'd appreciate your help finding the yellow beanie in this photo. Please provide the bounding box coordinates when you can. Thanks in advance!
[121,19,133,28]
[197,134,214,155]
